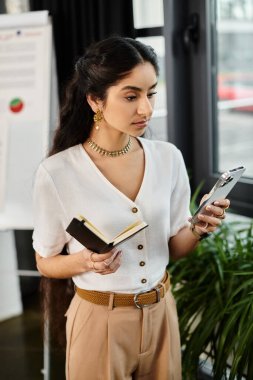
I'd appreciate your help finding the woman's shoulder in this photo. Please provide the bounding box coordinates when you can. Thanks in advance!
[38,144,81,176]
[138,137,181,157]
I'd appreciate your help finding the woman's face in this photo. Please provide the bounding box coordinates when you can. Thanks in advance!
[100,62,158,137]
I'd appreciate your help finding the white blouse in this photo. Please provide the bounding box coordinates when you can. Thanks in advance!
[32,137,191,293]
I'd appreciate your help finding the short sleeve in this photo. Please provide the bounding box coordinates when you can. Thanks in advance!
[170,149,192,237]
[32,164,69,257]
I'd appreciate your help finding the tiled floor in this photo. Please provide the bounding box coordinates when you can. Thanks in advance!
[0,290,65,380]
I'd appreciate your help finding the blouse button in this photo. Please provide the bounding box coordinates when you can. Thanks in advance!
[138,244,143,250]
[141,278,147,284]
[139,261,145,267]
[131,207,138,213]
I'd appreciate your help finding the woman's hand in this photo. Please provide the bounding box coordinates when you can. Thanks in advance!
[35,248,122,279]
[170,197,230,260]
[192,196,230,236]
[82,248,122,275]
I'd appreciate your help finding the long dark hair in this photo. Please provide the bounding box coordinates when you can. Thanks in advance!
[42,36,159,349]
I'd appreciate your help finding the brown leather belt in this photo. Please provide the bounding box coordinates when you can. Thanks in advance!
[75,271,170,309]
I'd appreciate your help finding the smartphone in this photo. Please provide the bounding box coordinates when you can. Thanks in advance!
[191,166,245,225]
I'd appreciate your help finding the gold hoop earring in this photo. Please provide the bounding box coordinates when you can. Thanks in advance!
[93,109,103,130]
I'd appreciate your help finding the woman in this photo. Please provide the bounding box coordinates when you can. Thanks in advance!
[33,37,229,380]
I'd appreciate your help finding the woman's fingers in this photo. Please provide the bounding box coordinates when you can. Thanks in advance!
[198,213,222,227]
[193,197,230,234]
[204,198,230,220]
[100,257,122,275]
[87,249,122,274]
[200,195,230,210]
[214,199,230,209]
[89,248,118,263]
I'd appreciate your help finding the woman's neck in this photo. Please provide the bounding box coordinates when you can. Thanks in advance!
[88,128,130,152]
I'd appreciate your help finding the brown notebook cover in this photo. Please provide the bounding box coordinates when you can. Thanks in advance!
[66,218,148,253]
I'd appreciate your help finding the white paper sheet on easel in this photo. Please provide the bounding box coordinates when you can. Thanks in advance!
[0,12,53,230]
[0,118,8,211]
[0,25,51,123]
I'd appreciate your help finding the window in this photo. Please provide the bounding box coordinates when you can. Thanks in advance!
[5,0,29,13]
[215,0,252,216]
[216,1,253,178]
[133,0,167,141]
[133,0,164,28]
[171,0,253,217]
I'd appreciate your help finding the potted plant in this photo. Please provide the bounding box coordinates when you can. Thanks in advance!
[169,220,253,379]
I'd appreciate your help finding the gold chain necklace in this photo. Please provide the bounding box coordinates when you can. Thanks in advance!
[87,137,132,157]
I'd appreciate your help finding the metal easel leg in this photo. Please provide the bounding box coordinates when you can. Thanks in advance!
[41,318,50,380]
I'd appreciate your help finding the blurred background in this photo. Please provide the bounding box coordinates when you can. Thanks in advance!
[0,0,252,379]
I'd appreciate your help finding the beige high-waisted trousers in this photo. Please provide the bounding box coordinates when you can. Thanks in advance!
[65,289,182,380]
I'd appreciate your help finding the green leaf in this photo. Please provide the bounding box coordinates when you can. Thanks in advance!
[169,219,253,379]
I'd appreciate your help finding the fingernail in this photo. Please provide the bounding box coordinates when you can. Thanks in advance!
[214,201,219,205]
[206,206,211,210]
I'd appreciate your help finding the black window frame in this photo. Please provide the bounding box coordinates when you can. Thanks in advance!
[163,0,253,218]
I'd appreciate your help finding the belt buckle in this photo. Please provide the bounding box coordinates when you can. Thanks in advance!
[134,286,161,309]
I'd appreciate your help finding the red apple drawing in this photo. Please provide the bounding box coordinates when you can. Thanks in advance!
[9,98,24,113]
